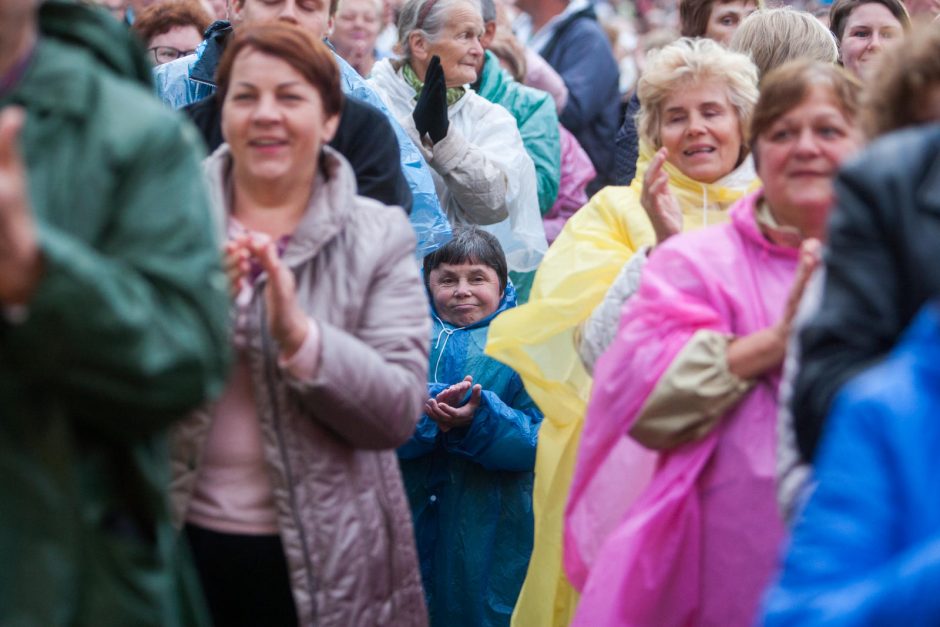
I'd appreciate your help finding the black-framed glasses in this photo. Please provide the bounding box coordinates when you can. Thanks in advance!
[148,46,197,65]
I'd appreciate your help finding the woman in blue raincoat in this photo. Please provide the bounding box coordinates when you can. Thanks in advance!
[399,226,544,627]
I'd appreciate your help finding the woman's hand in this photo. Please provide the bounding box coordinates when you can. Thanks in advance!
[224,234,252,299]
[426,375,481,432]
[412,55,449,145]
[728,238,822,380]
[640,147,683,245]
[248,236,309,358]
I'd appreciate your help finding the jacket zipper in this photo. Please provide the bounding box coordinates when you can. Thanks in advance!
[259,299,320,621]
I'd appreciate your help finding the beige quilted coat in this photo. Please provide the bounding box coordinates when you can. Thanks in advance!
[171,145,430,626]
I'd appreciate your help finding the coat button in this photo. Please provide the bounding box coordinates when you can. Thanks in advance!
[429,495,437,503]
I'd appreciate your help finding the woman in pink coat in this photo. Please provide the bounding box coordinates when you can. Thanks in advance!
[568,60,864,626]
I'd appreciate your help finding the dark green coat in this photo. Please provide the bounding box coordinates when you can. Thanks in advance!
[0,3,229,625]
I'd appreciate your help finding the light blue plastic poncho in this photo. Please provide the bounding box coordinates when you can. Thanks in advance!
[399,283,543,627]
[153,33,451,258]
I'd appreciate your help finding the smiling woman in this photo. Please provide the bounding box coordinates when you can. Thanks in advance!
[829,0,910,80]
[171,22,431,627]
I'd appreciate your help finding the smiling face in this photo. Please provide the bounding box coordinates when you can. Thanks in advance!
[222,48,340,190]
[755,85,863,238]
[234,0,332,39]
[839,2,903,79]
[429,261,502,326]
[658,80,743,183]
[704,0,757,45]
[411,0,484,87]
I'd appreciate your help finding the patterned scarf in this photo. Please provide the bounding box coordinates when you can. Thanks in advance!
[402,62,466,106]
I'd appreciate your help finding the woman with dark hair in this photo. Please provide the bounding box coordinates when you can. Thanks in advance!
[170,22,429,626]
[828,0,910,79]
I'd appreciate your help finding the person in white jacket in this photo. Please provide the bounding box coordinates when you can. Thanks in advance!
[369,0,546,273]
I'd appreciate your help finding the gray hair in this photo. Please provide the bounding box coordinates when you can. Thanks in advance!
[730,8,839,80]
[397,0,482,61]
[422,225,508,294]
[636,37,759,149]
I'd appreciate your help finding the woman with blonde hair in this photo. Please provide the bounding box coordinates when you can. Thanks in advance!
[572,59,864,626]
[487,37,760,626]
[730,7,839,79]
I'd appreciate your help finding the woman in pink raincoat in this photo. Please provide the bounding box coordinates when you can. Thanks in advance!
[568,60,864,626]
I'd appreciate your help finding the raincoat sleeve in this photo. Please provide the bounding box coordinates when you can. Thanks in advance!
[577,246,649,373]
[2,115,230,440]
[282,214,431,450]
[763,382,940,626]
[336,53,452,258]
[442,374,543,472]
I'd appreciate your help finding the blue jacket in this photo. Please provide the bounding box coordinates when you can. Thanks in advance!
[152,25,451,258]
[399,284,543,626]
[763,303,940,626]
[538,7,619,192]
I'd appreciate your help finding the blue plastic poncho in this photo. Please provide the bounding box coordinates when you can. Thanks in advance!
[399,283,543,627]
[152,29,451,258]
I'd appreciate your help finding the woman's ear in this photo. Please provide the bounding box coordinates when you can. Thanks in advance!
[322,112,341,145]
[410,32,429,62]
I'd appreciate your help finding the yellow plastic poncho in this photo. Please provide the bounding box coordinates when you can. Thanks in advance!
[486,143,758,627]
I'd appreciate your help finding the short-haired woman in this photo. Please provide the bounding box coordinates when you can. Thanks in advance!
[171,23,429,626]
[131,0,211,65]
[368,0,546,276]
[570,59,864,626]
[730,7,839,79]
[487,37,760,622]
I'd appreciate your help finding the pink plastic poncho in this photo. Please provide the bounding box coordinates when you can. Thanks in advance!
[568,192,794,626]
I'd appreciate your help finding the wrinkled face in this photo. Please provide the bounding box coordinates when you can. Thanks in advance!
[235,0,332,39]
[756,85,863,234]
[331,0,381,57]
[416,1,484,87]
[148,25,203,64]
[704,0,757,46]
[839,2,903,80]
[658,80,743,184]
[222,49,340,187]
[429,261,502,326]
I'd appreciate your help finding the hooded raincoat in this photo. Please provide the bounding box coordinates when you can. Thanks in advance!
[152,31,451,258]
[764,303,940,626]
[475,50,560,215]
[485,144,757,627]
[571,192,791,626]
[398,285,543,627]
[369,59,547,274]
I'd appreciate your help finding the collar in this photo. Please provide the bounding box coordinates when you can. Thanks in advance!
[189,21,233,86]
[755,197,803,249]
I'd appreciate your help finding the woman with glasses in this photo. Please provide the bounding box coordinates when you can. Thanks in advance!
[131,0,210,66]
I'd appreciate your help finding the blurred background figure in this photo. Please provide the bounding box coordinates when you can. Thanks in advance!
[330,0,383,76]
[132,0,212,65]
[729,7,838,80]
[828,0,909,80]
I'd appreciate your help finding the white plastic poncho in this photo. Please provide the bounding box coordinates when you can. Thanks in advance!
[369,58,547,272]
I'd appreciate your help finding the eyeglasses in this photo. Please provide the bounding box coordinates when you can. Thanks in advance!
[148,46,197,65]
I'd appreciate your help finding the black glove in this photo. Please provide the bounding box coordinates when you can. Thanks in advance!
[412,55,449,145]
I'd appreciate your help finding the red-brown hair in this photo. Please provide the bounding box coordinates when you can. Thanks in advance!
[215,21,344,118]
[131,0,212,47]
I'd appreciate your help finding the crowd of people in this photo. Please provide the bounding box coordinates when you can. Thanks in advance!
[2,0,940,625]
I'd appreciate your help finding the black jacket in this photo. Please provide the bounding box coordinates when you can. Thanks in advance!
[793,123,940,461]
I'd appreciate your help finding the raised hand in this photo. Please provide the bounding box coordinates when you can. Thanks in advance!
[640,147,683,245]
[247,236,309,358]
[0,107,43,305]
[426,375,482,432]
[412,55,449,145]
[776,238,822,340]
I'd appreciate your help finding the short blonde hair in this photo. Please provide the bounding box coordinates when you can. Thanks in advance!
[731,8,839,80]
[636,37,759,149]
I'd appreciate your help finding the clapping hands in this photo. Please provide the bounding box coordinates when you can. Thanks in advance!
[426,375,482,432]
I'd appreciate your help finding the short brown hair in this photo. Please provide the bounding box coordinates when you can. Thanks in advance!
[679,0,760,38]
[750,59,862,156]
[829,0,910,43]
[215,21,344,118]
[131,0,212,47]
[862,23,940,138]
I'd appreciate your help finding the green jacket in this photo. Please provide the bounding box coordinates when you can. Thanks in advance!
[0,3,229,625]
[475,51,561,215]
